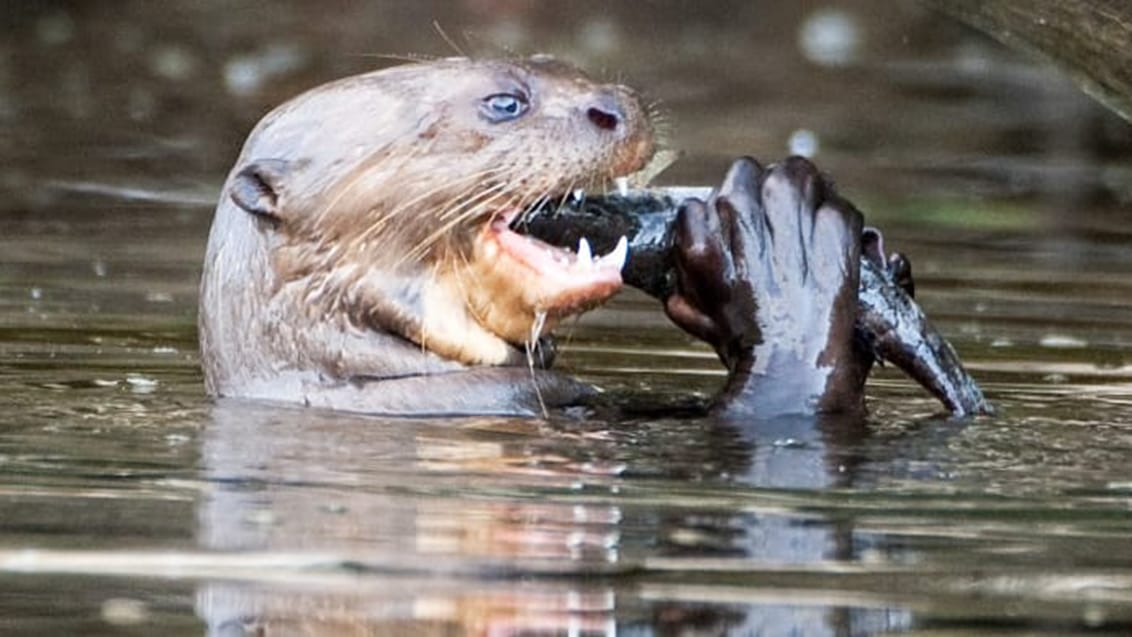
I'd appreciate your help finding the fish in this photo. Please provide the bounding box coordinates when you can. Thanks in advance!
[516,187,992,417]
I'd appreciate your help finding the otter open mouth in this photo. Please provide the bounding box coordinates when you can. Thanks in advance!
[480,204,628,318]
[462,153,667,346]
[468,151,671,334]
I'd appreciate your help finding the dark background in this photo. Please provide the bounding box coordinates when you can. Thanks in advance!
[3,0,1130,224]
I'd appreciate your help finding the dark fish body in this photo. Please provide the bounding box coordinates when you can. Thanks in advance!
[518,189,692,298]
[856,249,989,416]
[518,188,991,417]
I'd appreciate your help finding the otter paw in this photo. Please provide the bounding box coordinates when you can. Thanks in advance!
[665,156,866,416]
[862,226,915,298]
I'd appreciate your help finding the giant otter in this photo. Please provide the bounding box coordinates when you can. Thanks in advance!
[198,56,870,417]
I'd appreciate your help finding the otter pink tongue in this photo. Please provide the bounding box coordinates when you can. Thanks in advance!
[487,213,628,301]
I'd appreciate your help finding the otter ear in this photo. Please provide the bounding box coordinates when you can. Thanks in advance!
[229,159,290,221]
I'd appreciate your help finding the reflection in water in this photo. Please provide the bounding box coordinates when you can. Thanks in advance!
[196,402,908,635]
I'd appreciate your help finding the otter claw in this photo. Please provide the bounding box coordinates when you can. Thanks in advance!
[863,227,917,299]
[889,252,914,298]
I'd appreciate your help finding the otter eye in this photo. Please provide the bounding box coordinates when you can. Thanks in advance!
[480,92,529,123]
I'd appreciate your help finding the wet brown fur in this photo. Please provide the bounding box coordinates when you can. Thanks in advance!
[199,56,655,405]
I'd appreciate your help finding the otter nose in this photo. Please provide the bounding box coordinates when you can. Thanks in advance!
[587,106,620,131]
[586,92,625,132]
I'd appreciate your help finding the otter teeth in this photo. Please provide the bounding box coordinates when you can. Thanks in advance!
[570,235,628,273]
[576,237,593,267]
[615,176,629,197]
[605,235,629,270]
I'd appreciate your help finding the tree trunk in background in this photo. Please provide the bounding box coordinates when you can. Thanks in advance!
[926,0,1132,122]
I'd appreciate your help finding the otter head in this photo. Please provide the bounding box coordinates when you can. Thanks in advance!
[199,56,655,397]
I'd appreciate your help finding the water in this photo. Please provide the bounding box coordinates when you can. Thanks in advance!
[4,1,1132,635]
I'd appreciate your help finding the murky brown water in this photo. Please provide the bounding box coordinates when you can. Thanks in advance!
[4,2,1132,635]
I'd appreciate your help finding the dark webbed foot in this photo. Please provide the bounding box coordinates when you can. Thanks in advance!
[665,157,868,417]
